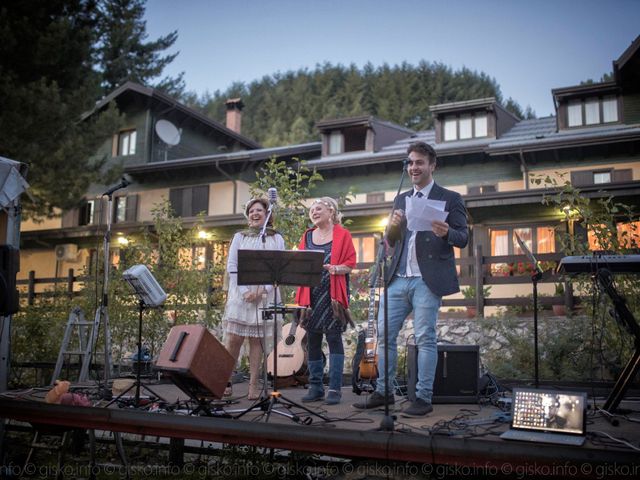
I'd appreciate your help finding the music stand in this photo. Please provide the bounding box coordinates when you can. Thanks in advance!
[107,265,167,407]
[514,232,545,388]
[234,249,329,423]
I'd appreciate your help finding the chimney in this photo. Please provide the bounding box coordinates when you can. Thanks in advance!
[225,98,244,134]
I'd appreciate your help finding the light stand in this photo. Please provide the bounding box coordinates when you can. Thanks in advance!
[234,249,329,424]
[376,158,409,432]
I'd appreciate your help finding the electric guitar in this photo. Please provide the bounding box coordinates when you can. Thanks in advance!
[352,285,379,394]
[266,310,307,378]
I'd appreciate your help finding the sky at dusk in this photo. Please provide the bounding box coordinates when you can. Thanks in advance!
[144,0,640,118]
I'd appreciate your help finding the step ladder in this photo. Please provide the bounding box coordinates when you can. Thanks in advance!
[51,307,95,384]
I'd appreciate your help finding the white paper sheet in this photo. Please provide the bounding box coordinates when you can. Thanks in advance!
[405,196,448,231]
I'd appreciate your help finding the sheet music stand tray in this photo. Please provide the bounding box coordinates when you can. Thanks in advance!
[234,249,329,424]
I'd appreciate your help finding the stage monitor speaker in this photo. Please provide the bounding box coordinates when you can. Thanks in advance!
[156,324,234,399]
[407,342,479,404]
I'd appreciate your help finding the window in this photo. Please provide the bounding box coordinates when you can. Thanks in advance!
[474,115,488,137]
[593,171,611,185]
[468,184,497,195]
[602,96,618,123]
[328,131,343,155]
[118,130,137,156]
[442,112,489,141]
[353,235,378,265]
[169,185,209,217]
[489,226,556,275]
[588,221,640,251]
[571,168,631,187]
[584,98,600,125]
[113,195,138,223]
[366,192,385,203]
[444,117,457,141]
[79,199,99,226]
[459,115,472,139]
[565,96,618,127]
[567,101,582,127]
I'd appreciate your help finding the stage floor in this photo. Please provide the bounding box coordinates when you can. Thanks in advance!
[2,376,640,478]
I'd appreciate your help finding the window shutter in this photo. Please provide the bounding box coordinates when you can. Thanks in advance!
[468,186,481,195]
[612,169,632,183]
[570,170,593,187]
[192,186,209,216]
[62,209,79,228]
[169,188,183,217]
[125,194,138,222]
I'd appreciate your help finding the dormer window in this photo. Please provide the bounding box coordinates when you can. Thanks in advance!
[443,113,488,141]
[328,131,343,154]
[567,96,618,127]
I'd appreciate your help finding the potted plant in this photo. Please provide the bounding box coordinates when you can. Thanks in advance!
[552,283,566,316]
[461,286,491,318]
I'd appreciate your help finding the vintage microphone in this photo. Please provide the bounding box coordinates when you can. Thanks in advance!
[260,187,277,243]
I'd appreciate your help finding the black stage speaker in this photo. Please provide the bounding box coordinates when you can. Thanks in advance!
[0,245,20,315]
[407,341,479,403]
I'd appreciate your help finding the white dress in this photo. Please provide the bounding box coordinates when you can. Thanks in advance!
[223,231,285,338]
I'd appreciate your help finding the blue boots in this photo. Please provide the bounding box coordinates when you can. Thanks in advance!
[302,354,344,404]
[325,354,344,405]
[301,359,324,402]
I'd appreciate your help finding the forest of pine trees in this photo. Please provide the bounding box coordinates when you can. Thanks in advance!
[184,61,536,147]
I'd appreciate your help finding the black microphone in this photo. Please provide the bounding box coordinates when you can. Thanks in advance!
[102,177,130,196]
[267,187,277,205]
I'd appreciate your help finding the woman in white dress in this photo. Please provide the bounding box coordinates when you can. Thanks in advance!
[223,198,285,400]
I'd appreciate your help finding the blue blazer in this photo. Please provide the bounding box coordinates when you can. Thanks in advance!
[386,183,469,297]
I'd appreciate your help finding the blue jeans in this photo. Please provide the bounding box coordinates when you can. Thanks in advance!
[375,276,441,403]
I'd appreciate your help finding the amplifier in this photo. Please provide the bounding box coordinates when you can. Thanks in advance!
[407,342,479,404]
[156,324,234,399]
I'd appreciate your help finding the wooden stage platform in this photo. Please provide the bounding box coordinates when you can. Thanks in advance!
[1,377,639,478]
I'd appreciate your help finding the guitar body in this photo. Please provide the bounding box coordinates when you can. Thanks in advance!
[352,286,379,394]
[267,321,307,378]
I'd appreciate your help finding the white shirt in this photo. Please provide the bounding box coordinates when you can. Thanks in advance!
[405,180,434,277]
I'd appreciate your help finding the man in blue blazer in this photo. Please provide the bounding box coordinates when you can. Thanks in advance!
[354,141,469,416]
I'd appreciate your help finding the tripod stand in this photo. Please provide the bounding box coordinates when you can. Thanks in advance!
[234,249,329,424]
[106,301,165,407]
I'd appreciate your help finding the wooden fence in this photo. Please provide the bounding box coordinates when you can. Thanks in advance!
[17,246,573,316]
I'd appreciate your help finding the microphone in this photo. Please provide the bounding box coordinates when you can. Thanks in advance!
[102,177,131,196]
[267,187,278,205]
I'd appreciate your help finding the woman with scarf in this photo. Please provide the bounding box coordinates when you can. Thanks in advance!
[295,197,356,405]
[223,197,285,400]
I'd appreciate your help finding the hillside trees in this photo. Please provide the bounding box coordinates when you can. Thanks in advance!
[195,61,535,147]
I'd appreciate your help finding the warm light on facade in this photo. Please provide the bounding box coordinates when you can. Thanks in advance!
[117,236,129,246]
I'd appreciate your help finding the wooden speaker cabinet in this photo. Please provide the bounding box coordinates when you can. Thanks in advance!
[407,342,479,404]
[156,324,234,399]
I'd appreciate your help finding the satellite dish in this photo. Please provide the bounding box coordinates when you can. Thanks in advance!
[155,119,181,146]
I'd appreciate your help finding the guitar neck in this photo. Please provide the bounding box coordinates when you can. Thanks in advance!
[366,287,377,337]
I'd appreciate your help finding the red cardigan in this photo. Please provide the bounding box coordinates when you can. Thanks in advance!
[295,224,356,308]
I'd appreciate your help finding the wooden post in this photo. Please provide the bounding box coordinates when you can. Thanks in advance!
[27,270,35,305]
[67,268,74,298]
[474,245,484,318]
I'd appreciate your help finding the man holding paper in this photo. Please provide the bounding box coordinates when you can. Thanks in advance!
[354,141,468,416]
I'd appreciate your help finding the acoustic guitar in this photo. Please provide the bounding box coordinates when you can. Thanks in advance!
[266,310,307,378]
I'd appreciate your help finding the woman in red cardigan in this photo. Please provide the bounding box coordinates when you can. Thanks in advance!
[295,197,356,405]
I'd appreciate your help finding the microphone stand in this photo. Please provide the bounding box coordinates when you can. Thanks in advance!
[378,159,409,431]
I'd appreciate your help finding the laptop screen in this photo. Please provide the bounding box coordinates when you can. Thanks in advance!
[511,388,587,435]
